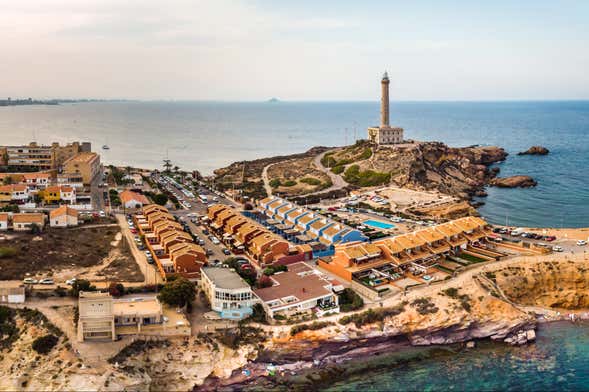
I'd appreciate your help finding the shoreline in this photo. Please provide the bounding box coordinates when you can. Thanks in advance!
[199,317,589,391]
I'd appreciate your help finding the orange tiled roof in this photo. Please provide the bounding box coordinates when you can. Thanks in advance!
[49,205,79,218]
[120,190,149,204]
[12,213,45,224]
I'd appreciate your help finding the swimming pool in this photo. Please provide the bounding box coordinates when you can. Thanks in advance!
[363,220,395,230]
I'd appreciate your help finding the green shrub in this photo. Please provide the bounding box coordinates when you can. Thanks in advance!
[339,303,405,327]
[32,334,59,355]
[358,147,373,160]
[0,247,17,259]
[332,165,345,174]
[441,287,459,299]
[300,177,322,186]
[282,180,297,187]
[410,297,439,315]
[269,178,281,188]
[344,165,390,187]
[290,321,334,336]
[338,288,364,312]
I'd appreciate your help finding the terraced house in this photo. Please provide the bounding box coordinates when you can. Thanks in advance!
[207,204,312,266]
[41,185,76,204]
[318,217,492,292]
[134,204,206,280]
[257,196,367,247]
[0,184,29,204]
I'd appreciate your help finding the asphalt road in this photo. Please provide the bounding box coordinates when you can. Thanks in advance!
[157,176,237,262]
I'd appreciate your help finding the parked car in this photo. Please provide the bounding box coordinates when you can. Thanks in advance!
[552,245,564,252]
[577,240,587,246]
[39,278,54,285]
[23,278,38,284]
[222,248,231,255]
[66,278,77,285]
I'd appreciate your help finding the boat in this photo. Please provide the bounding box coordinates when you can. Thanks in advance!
[102,145,110,150]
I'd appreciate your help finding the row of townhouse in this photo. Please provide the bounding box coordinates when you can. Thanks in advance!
[0,182,78,205]
[200,262,343,321]
[258,196,367,248]
[207,204,312,268]
[0,172,84,191]
[318,216,492,283]
[134,204,207,281]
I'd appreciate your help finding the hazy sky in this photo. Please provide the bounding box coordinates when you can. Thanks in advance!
[2,0,588,101]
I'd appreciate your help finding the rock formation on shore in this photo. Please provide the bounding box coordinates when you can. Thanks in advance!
[489,175,537,188]
[518,146,549,156]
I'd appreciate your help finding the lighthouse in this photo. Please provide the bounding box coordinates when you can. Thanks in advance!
[368,71,404,145]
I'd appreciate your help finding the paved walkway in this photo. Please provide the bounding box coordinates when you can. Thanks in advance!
[306,150,349,196]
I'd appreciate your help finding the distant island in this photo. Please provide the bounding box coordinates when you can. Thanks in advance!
[0,98,133,107]
[267,97,280,103]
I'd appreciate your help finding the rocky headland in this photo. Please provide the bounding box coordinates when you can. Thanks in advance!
[214,141,527,201]
[518,146,550,156]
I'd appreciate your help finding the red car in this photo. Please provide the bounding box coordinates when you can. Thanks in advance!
[130,228,137,234]
[544,236,556,242]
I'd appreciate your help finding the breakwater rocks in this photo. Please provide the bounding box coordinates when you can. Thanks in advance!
[489,175,537,188]
[518,146,550,156]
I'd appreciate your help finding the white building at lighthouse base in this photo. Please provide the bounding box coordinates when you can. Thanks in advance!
[368,125,404,145]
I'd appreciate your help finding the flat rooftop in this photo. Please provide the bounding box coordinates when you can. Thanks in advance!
[202,267,251,290]
[113,297,161,315]
[65,152,98,164]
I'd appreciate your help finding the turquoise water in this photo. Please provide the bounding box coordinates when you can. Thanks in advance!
[1,101,588,227]
[325,322,589,391]
[363,220,396,230]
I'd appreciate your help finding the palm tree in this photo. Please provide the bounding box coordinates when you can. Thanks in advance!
[163,159,172,174]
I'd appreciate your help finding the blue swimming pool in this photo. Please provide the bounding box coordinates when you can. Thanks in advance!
[363,220,395,230]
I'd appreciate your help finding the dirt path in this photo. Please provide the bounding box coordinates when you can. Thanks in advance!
[261,162,275,197]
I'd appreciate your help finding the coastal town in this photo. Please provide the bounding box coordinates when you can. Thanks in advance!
[0,74,587,391]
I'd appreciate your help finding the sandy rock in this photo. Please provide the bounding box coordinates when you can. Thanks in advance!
[490,175,537,188]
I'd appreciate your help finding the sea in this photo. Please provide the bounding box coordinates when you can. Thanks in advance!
[1,101,589,389]
[0,100,588,228]
[324,321,589,391]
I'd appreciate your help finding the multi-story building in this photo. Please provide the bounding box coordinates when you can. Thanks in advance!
[0,141,91,171]
[77,291,189,342]
[200,267,257,320]
[77,291,116,341]
[63,152,101,185]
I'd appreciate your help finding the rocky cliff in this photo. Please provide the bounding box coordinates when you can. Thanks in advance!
[366,142,509,199]
[493,259,589,309]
